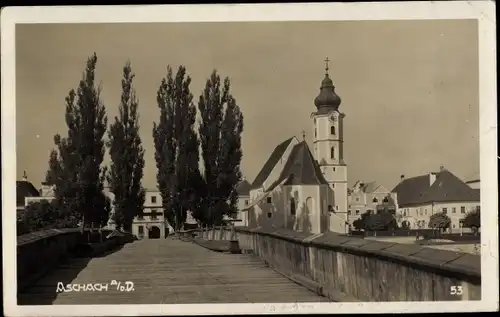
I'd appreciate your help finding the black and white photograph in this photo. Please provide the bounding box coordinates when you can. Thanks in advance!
[2,2,498,316]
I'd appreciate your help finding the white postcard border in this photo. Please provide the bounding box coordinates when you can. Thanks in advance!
[2,1,497,315]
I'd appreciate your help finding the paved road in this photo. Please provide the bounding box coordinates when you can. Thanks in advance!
[19,238,327,304]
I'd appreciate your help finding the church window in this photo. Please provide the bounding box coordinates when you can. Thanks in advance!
[331,126,336,135]
[290,198,296,216]
[267,212,272,218]
[267,197,272,204]
[330,147,335,159]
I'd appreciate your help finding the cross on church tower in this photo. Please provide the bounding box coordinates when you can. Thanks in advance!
[324,57,330,75]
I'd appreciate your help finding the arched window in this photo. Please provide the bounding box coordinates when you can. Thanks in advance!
[383,197,389,203]
[330,147,335,159]
[331,125,336,135]
[373,198,378,203]
[290,198,296,215]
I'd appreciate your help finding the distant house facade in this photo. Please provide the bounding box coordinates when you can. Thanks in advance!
[391,166,480,230]
[132,190,173,239]
[17,173,55,212]
[347,181,398,223]
[235,179,251,226]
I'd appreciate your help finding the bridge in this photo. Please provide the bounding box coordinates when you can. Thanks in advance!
[17,227,481,305]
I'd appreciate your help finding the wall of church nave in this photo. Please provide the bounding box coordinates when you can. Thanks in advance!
[247,186,287,229]
[282,185,325,234]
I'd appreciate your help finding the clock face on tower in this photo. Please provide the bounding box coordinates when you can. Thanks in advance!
[329,115,336,122]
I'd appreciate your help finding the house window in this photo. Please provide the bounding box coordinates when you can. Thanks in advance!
[267,212,272,218]
[314,129,317,137]
[355,210,360,215]
[452,207,456,213]
[461,206,466,214]
[333,167,336,172]
[453,224,456,229]
[151,209,158,220]
[331,126,336,135]
[419,210,423,216]
[476,205,480,212]
[424,209,428,215]
[267,197,272,204]
[373,198,378,203]
[383,197,389,203]
[138,226,144,235]
[403,211,406,216]
[290,198,296,216]
[245,200,249,206]
[138,213,144,220]
[330,147,335,159]
[442,207,447,214]
[151,196,157,204]
[356,198,359,202]
[336,205,338,210]
[332,184,335,188]
[348,210,352,215]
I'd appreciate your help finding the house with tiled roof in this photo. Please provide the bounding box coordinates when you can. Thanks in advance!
[235,179,251,226]
[242,61,349,234]
[347,180,398,222]
[391,166,480,230]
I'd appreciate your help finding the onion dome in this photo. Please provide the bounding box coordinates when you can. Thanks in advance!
[314,58,341,112]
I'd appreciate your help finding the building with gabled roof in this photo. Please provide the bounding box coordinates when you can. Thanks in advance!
[348,180,398,222]
[391,166,480,230]
[242,61,349,234]
[235,179,252,226]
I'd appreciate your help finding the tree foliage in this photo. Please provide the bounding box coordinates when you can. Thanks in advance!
[153,65,201,231]
[107,62,145,232]
[352,211,398,231]
[428,211,451,231]
[45,53,108,228]
[461,209,480,231]
[197,70,244,225]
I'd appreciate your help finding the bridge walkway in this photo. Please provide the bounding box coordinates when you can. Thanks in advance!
[19,238,328,304]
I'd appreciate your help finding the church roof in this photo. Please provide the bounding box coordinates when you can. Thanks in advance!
[268,141,328,190]
[16,181,40,207]
[236,179,251,196]
[391,169,480,207]
[250,137,295,189]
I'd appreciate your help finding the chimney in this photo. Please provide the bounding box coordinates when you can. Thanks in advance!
[440,165,445,172]
[22,171,28,182]
[400,174,405,181]
[429,173,437,186]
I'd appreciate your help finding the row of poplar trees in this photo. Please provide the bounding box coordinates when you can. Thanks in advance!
[45,53,244,233]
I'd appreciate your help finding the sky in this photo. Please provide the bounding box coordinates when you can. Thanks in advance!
[15,20,479,191]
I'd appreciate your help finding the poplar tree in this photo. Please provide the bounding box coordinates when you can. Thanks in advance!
[197,71,244,225]
[154,66,200,232]
[45,53,109,228]
[107,61,146,232]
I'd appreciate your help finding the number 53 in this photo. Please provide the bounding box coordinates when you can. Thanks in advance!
[450,286,463,295]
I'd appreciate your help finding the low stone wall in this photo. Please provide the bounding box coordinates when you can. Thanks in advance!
[17,228,82,291]
[203,226,481,302]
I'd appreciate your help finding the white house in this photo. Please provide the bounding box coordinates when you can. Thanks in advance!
[391,166,480,230]
[347,181,398,223]
[242,65,349,234]
[235,179,251,226]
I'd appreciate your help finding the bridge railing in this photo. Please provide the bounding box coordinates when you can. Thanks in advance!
[200,226,481,302]
[17,228,82,291]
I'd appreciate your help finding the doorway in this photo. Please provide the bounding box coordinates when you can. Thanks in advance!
[148,226,161,239]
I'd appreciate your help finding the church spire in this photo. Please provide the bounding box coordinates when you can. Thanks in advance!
[314,57,341,113]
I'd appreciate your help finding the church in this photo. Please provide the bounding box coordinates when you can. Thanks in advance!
[241,59,349,234]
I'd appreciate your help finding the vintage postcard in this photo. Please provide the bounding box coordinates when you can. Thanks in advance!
[2,2,498,316]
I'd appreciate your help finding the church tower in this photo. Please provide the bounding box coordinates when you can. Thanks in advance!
[311,58,348,228]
